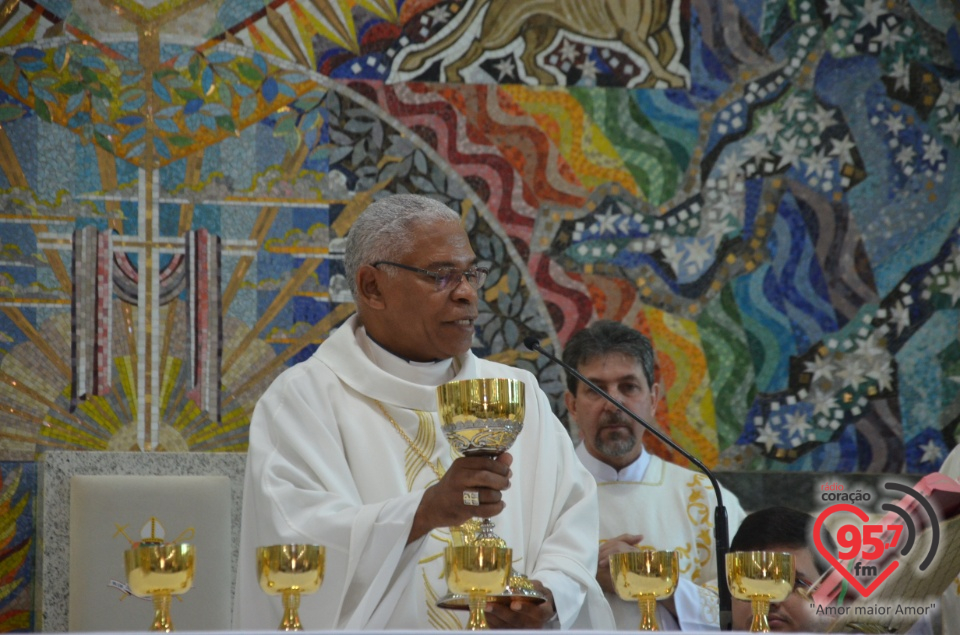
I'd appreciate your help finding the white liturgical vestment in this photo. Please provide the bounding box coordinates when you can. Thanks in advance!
[934,446,959,635]
[233,315,615,630]
[577,443,747,630]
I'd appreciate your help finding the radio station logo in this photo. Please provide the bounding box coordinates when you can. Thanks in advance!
[813,482,941,599]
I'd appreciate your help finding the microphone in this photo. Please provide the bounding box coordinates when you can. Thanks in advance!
[523,335,734,631]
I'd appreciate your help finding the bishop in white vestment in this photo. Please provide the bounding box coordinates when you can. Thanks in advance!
[233,194,614,630]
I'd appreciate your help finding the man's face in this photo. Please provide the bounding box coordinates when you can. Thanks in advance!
[731,546,825,632]
[367,218,480,362]
[564,352,658,471]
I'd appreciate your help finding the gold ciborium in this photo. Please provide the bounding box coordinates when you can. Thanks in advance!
[257,544,325,631]
[444,545,512,630]
[436,378,524,544]
[436,569,547,610]
[610,550,679,631]
[437,519,546,610]
[726,551,795,633]
[124,543,195,632]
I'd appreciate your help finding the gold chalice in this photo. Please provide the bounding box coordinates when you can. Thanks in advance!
[256,544,325,631]
[444,545,512,630]
[726,551,795,633]
[436,378,524,545]
[610,550,679,631]
[124,543,195,632]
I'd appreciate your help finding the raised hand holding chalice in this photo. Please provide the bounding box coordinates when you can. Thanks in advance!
[436,378,539,628]
[436,378,524,545]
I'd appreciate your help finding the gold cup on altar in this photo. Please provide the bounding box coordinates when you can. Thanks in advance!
[436,568,547,610]
[726,551,795,633]
[444,545,512,630]
[437,519,546,610]
[256,544,325,631]
[124,542,195,632]
[436,377,524,544]
[610,549,679,631]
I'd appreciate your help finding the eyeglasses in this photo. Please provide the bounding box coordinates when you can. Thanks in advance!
[372,261,489,292]
[793,575,813,599]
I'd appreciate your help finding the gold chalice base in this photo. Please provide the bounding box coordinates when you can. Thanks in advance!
[443,545,512,630]
[257,544,325,631]
[124,543,195,632]
[611,550,679,631]
[726,551,795,633]
[437,572,547,610]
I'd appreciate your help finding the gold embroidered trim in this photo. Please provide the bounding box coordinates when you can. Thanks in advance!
[374,399,445,486]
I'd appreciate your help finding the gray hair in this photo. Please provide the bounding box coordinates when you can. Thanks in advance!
[344,194,460,296]
[561,320,656,394]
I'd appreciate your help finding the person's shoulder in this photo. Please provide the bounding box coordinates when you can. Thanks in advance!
[941,443,960,478]
[658,455,696,477]
[474,356,537,382]
[262,347,337,396]
[659,458,742,499]
[654,456,702,489]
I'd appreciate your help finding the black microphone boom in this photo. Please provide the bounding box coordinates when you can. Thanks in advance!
[523,335,734,631]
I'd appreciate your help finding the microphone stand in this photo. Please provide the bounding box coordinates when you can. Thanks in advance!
[524,336,733,631]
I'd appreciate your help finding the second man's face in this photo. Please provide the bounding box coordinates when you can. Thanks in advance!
[565,352,659,471]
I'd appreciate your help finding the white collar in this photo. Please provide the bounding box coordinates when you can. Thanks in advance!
[576,441,651,483]
[315,315,478,410]
[357,325,457,387]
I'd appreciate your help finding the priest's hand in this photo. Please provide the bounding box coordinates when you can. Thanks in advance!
[408,452,513,543]
[484,580,556,629]
[597,533,644,593]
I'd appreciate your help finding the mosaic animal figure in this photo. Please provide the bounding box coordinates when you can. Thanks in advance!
[398,0,685,87]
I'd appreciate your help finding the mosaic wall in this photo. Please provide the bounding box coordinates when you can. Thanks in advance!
[0,462,34,631]
[2,0,960,629]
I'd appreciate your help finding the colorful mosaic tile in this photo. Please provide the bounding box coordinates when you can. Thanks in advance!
[2,0,960,627]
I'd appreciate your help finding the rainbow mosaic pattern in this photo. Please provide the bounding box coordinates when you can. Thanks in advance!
[2,0,960,628]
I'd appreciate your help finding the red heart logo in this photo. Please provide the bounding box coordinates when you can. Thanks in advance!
[813,504,899,598]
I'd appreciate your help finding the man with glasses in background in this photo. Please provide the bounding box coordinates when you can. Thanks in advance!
[233,194,614,630]
[729,506,830,632]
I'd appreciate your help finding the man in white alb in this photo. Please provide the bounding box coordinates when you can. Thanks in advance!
[233,194,614,630]
[563,320,748,630]
[939,444,960,635]
[918,443,960,635]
